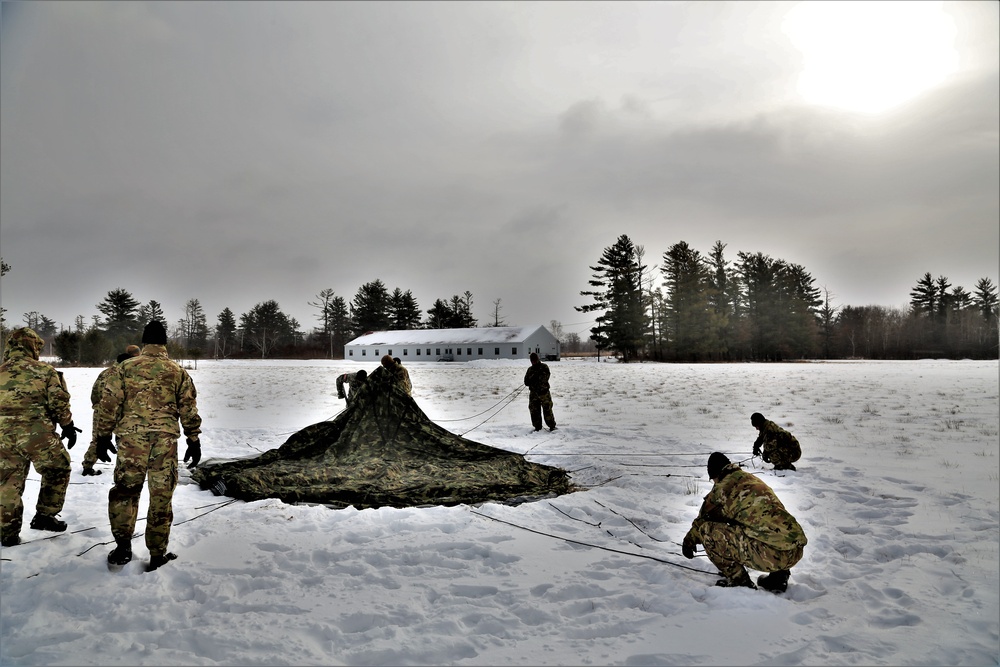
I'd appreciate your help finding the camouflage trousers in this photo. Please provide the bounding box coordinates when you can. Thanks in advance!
[691,520,804,581]
[528,392,556,430]
[109,431,178,557]
[764,442,801,469]
[0,417,71,539]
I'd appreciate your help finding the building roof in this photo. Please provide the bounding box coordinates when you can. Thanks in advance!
[346,326,551,347]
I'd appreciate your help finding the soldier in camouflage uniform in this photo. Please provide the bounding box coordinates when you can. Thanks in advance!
[382,355,412,396]
[682,452,807,592]
[524,352,556,432]
[0,328,80,547]
[82,346,140,476]
[751,412,802,471]
[94,322,202,571]
[336,369,368,404]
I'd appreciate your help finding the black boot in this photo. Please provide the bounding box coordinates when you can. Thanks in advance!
[1,533,20,547]
[147,552,177,572]
[757,569,790,593]
[108,540,133,566]
[29,513,67,532]
[82,467,102,476]
[715,569,757,589]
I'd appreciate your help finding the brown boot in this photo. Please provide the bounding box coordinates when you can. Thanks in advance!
[715,570,757,589]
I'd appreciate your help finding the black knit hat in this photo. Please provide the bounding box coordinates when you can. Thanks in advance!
[142,321,168,345]
[750,412,766,427]
[707,452,731,479]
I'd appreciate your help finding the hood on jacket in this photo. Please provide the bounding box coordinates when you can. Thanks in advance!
[4,327,44,362]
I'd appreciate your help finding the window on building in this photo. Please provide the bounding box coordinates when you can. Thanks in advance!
[403,349,408,356]
[495,348,500,355]
[457,348,462,356]
[388,349,392,356]
[512,347,518,355]
[416,349,421,356]
[349,349,354,357]
[436,349,440,356]
[467,348,472,355]
[362,350,367,356]
[375,349,379,356]
[478,348,483,355]
[426,349,431,356]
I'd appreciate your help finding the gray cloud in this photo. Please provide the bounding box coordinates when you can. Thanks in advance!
[1,1,996,336]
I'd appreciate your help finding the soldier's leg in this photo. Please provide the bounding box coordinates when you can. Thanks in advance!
[108,434,150,543]
[541,394,556,430]
[143,433,178,557]
[528,395,543,430]
[82,415,100,471]
[693,521,753,583]
[30,437,72,518]
[0,431,31,542]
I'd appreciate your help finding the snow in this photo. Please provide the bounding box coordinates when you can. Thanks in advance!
[2,358,998,666]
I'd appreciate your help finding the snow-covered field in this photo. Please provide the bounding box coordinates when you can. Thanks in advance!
[1,358,997,666]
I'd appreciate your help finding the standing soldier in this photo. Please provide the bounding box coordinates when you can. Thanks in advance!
[94,321,203,571]
[524,352,557,432]
[0,328,80,547]
[82,345,140,476]
[336,369,368,404]
[751,412,802,471]
[682,452,807,592]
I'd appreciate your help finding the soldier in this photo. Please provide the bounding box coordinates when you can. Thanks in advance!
[524,352,556,432]
[82,346,140,476]
[682,452,807,592]
[381,355,412,396]
[94,321,202,571]
[751,412,802,471]
[0,327,80,547]
[336,369,368,404]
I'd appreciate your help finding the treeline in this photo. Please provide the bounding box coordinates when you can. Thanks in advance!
[577,235,998,361]
[2,242,997,365]
[0,267,517,363]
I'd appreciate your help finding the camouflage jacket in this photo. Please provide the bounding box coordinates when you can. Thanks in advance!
[95,344,201,439]
[336,372,366,400]
[753,420,800,460]
[90,364,118,407]
[524,362,551,395]
[693,463,807,550]
[0,328,73,428]
[392,364,412,396]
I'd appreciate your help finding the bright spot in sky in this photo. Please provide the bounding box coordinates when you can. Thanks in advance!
[783,1,959,114]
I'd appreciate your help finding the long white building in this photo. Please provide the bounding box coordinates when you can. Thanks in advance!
[344,325,560,362]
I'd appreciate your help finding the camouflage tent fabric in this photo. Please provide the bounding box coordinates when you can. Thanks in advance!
[191,366,576,508]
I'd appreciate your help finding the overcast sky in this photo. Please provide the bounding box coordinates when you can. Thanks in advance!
[2,1,997,339]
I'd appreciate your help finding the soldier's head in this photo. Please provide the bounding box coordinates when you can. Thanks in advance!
[125,344,141,356]
[142,321,168,345]
[750,412,766,429]
[356,369,367,382]
[6,327,44,360]
[529,352,540,365]
[381,354,394,370]
[707,452,731,481]
[393,357,401,365]
[116,353,132,364]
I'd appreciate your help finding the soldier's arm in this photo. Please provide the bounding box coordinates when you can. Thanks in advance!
[47,370,73,428]
[94,368,125,436]
[177,371,202,439]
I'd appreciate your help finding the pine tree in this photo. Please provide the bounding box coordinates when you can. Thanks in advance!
[577,234,648,362]
[351,280,391,336]
[97,289,141,340]
[215,307,237,359]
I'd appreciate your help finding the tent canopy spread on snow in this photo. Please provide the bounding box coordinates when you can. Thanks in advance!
[191,366,576,508]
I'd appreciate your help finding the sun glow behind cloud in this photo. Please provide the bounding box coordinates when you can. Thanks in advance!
[783,1,959,114]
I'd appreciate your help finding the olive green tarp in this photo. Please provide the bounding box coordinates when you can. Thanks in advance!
[191,366,576,508]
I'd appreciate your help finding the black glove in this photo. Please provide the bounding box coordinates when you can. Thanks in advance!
[183,437,201,468]
[96,435,116,463]
[61,422,82,449]
[337,391,346,400]
[682,534,696,559]
[752,446,761,458]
